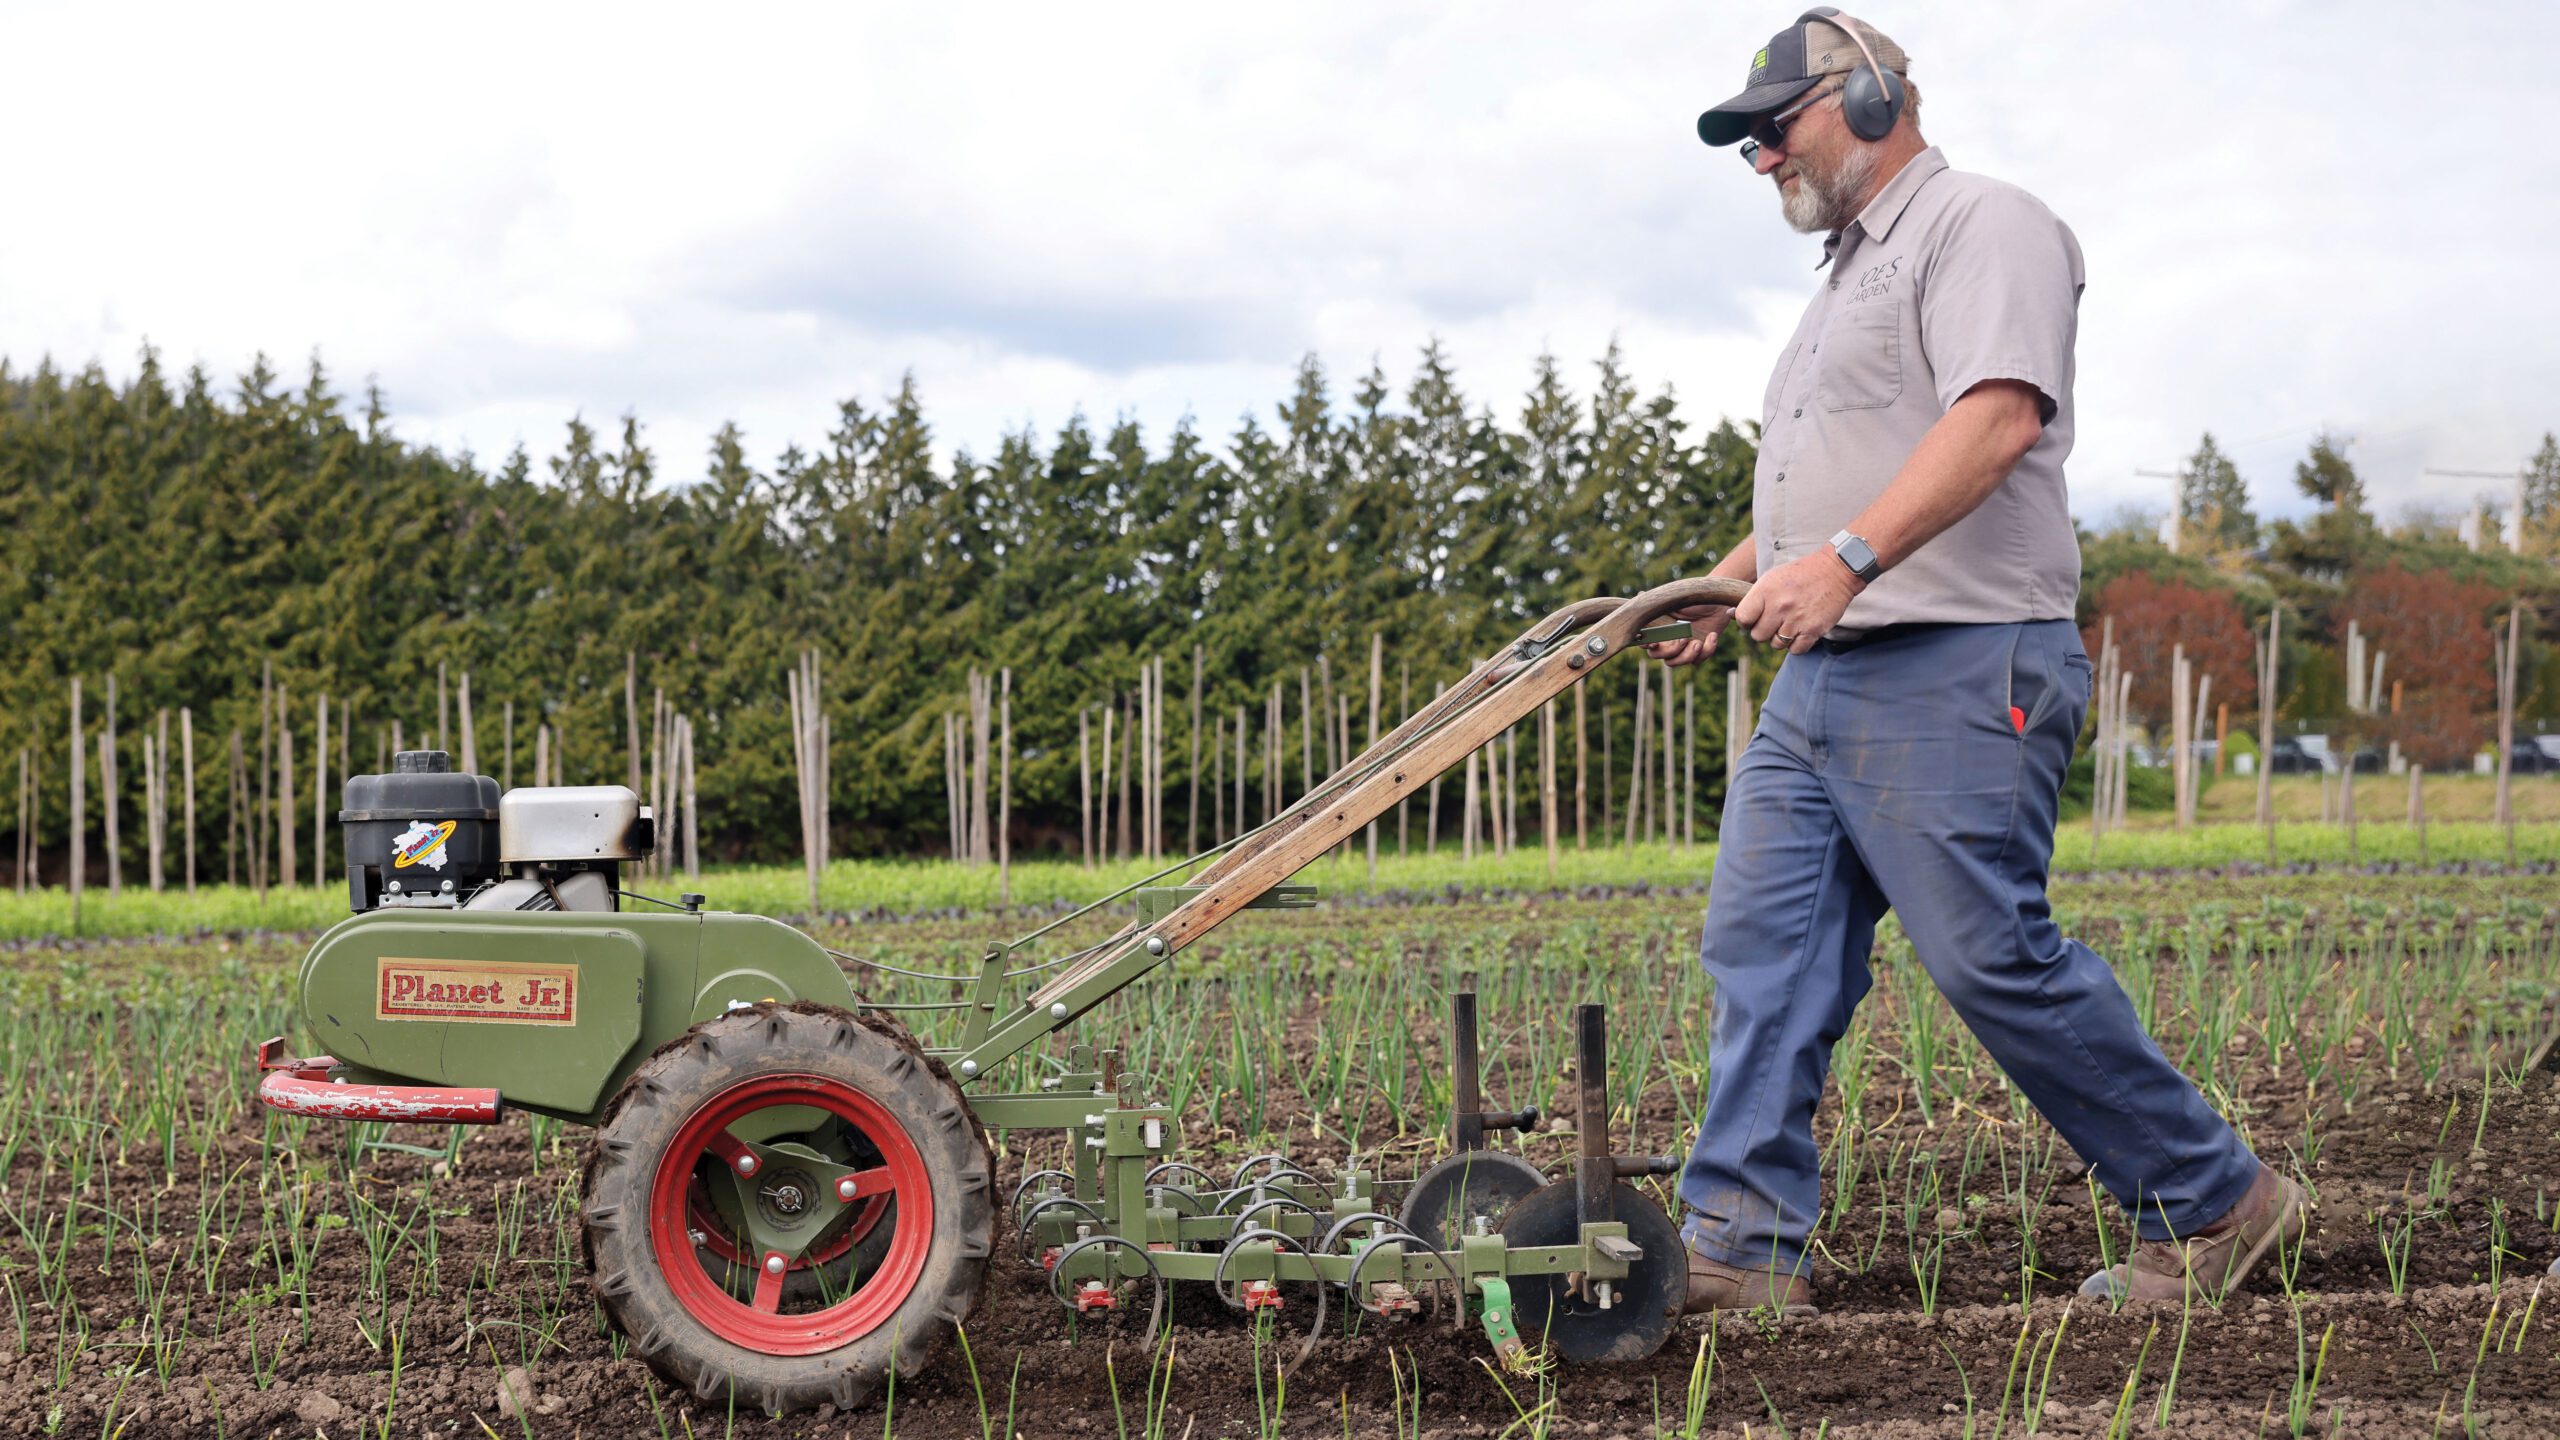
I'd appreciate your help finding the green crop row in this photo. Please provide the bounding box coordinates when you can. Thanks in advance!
[5,821,2557,942]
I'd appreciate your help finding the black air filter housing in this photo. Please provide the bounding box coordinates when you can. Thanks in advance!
[340,750,501,911]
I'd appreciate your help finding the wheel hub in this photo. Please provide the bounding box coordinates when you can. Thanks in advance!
[756,1165,820,1227]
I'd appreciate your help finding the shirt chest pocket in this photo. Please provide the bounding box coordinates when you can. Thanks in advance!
[1815,301,1902,411]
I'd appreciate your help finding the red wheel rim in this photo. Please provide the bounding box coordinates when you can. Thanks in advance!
[649,1073,935,1353]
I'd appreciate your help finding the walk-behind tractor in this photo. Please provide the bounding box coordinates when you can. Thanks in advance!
[253,578,1748,1415]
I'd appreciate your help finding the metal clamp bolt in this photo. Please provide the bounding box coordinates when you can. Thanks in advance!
[958,1059,980,1078]
[836,1176,860,1202]
[763,1253,787,1276]
[1050,1001,1070,1018]
[1144,936,1167,956]
[735,1153,759,1177]
[1585,635,1608,655]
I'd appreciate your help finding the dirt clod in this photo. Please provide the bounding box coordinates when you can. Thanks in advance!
[494,1366,535,1419]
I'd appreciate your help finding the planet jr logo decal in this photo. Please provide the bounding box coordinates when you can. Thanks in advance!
[390,819,457,870]
[377,958,577,1025]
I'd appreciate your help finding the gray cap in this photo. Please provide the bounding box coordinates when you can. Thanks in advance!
[1697,9,1911,147]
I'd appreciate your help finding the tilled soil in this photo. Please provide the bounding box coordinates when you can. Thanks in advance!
[3,886,2556,1437]
[7,1079,2555,1439]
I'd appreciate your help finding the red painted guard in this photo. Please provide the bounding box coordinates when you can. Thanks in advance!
[252,1037,505,1125]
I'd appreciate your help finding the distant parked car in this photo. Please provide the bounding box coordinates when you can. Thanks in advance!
[2266,737,2323,774]
[2508,736,2560,774]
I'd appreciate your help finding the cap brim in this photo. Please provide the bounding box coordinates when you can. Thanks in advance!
[1695,75,1820,146]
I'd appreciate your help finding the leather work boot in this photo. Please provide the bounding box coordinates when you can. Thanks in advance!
[2078,1166,2308,1304]
[1683,1250,1816,1317]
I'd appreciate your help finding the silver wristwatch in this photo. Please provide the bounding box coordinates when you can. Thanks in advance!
[1829,529,1881,583]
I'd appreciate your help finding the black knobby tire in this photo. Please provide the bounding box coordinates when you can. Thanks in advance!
[581,1004,994,1415]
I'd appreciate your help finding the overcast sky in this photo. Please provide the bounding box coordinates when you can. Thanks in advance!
[8,2,2553,530]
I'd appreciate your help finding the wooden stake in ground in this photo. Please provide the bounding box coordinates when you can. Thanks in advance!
[2409,763,2427,866]
[1118,687,1135,862]
[256,662,271,894]
[2169,644,2190,832]
[1573,681,1587,851]
[2496,605,2521,866]
[2258,606,2279,861]
[227,728,244,890]
[646,686,666,878]
[1541,698,1559,878]
[1211,712,1224,845]
[438,661,450,754]
[1367,632,1383,880]
[145,715,165,893]
[973,668,993,867]
[459,672,477,776]
[1154,654,1168,861]
[944,712,961,861]
[1601,695,1614,843]
[680,713,700,881]
[2193,671,2213,834]
[102,673,121,895]
[1684,675,1696,849]
[313,695,329,889]
[624,652,641,796]
[1660,664,1675,847]
[1318,655,1336,784]
[1300,666,1314,802]
[277,706,297,891]
[998,667,1013,903]
[69,678,84,924]
[180,708,195,893]
[1079,707,1093,868]
[15,745,27,893]
[2112,671,2132,831]
[1189,645,1204,856]
[786,652,823,910]
[1461,732,1479,862]
[1624,662,1650,848]
[534,724,551,795]
[503,700,514,791]
[1233,703,1246,842]
[1097,702,1114,862]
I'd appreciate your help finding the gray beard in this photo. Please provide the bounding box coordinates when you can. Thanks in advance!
[1781,145,1882,234]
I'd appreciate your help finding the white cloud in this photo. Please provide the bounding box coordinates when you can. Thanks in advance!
[4,1,2553,525]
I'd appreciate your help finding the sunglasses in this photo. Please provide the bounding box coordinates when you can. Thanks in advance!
[1737,83,1840,166]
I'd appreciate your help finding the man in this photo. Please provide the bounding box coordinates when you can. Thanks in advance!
[1651,9,2304,1314]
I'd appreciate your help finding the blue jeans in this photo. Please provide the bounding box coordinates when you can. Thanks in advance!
[1678,620,2262,1274]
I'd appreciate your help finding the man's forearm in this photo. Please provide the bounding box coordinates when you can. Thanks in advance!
[1711,531,1758,584]
[1844,380,2043,573]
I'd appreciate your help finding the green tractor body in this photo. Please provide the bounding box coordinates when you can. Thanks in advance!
[294,907,859,1125]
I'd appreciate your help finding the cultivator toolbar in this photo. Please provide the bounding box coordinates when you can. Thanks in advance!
[1015,992,1684,1370]
[251,577,1749,1415]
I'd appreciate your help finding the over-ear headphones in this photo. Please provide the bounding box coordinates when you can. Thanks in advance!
[1797,7,1905,142]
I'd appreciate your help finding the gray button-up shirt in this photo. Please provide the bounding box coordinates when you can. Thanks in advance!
[1753,147,2085,630]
